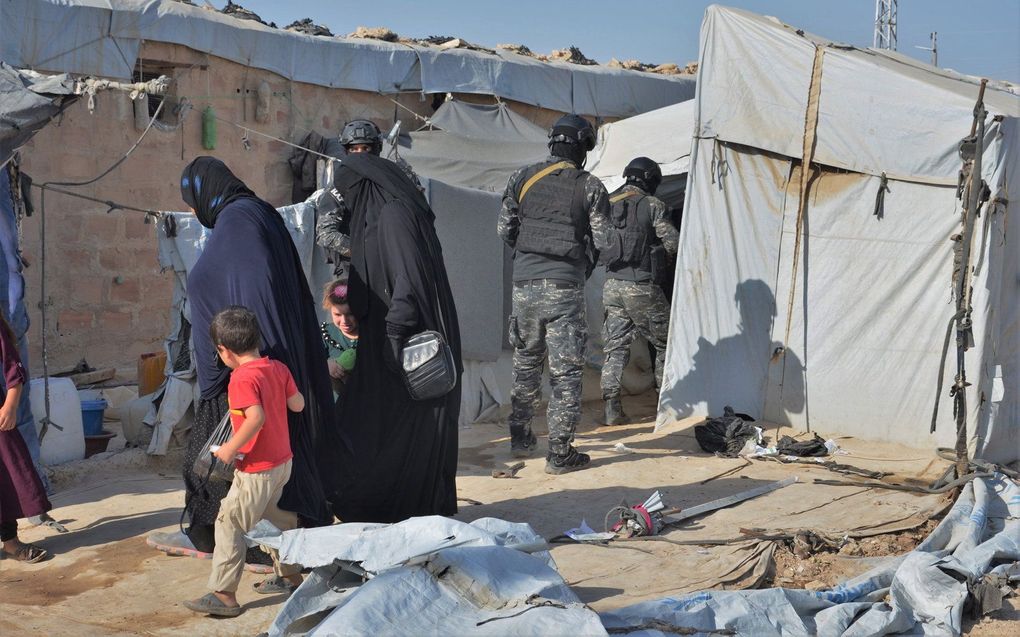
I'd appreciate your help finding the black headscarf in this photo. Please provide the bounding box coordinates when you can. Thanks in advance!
[180,156,256,228]
[331,153,434,314]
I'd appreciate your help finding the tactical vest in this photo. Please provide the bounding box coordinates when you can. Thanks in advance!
[515,161,589,261]
[609,189,655,273]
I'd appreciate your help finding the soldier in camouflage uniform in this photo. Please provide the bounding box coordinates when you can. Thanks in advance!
[599,157,679,425]
[499,114,612,475]
[315,119,421,279]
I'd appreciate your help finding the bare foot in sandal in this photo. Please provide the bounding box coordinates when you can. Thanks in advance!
[2,539,50,563]
[253,574,302,595]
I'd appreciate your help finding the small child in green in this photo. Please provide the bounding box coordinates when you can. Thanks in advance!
[320,280,359,397]
[184,306,305,618]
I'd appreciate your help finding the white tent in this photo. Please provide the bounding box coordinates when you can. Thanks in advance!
[659,5,1020,463]
[587,99,696,193]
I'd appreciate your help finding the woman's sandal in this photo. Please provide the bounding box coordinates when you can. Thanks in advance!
[252,575,298,595]
[2,542,49,563]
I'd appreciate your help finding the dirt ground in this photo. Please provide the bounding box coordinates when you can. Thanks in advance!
[1,391,1016,636]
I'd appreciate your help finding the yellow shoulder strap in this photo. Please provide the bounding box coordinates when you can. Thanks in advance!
[609,190,640,204]
[519,161,573,202]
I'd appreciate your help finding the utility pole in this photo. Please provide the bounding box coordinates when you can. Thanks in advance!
[874,0,898,50]
[916,31,939,66]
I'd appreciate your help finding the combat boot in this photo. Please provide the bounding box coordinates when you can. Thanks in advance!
[604,397,628,425]
[545,446,591,475]
[510,427,538,458]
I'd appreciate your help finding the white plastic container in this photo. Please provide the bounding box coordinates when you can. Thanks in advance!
[29,377,85,465]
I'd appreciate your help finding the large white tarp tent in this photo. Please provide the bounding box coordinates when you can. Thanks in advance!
[659,5,1020,463]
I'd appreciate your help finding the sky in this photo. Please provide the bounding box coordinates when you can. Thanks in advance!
[215,1,1020,83]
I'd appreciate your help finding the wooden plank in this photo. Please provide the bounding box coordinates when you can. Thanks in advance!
[69,368,116,387]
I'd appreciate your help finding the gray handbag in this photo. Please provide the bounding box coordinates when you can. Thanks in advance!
[401,329,457,401]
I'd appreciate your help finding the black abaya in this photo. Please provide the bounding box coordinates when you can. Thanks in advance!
[331,154,462,523]
[182,157,337,527]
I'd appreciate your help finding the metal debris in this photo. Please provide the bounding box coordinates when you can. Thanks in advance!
[285,18,333,37]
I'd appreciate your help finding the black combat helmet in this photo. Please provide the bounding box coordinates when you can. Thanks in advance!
[339,119,383,155]
[623,156,663,194]
[548,114,597,152]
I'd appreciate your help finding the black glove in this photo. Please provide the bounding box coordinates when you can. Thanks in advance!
[384,322,411,374]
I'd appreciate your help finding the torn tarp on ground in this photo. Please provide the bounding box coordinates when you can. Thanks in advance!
[600,475,1020,636]
[256,478,1016,636]
[254,516,606,636]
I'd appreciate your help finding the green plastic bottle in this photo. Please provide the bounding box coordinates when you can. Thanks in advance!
[202,106,216,150]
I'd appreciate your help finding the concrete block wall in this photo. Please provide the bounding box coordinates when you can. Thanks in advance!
[18,41,570,377]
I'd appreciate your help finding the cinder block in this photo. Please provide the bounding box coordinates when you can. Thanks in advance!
[68,277,106,307]
[110,278,142,304]
[56,310,94,332]
[124,218,154,240]
[97,311,133,332]
[82,214,123,241]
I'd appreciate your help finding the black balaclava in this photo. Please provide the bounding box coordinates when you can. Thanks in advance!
[180,156,256,229]
[550,141,587,168]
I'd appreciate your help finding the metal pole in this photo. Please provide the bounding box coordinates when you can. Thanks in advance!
[932,31,938,66]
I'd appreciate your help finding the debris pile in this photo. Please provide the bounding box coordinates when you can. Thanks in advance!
[769,519,940,589]
[219,1,275,28]
[284,18,333,37]
[497,43,535,57]
[609,59,699,75]
[413,36,495,53]
[348,26,399,42]
[547,45,598,66]
[196,12,694,74]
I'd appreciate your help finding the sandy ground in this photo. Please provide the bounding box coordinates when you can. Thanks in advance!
[1,391,1016,636]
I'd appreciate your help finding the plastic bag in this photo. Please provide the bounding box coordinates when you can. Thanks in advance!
[192,412,236,483]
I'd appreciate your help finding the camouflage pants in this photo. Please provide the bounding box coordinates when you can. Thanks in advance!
[507,280,586,456]
[600,278,670,399]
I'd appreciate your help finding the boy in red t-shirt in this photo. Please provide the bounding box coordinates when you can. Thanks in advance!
[185,306,305,618]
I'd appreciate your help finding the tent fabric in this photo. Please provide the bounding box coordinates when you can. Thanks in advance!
[0,63,74,167]
[0,0,695,118]
[396,131,546,193]
[659,5,1020,461]
[587,99,696,193]
[257,478,1018,636]
[428,100,548,143]
[253,516,606,636]
[395,101,548,192]
[694,6,1019,183]
[602,475,1020,636]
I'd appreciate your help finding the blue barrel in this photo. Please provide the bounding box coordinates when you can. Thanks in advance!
[81,399,108,436]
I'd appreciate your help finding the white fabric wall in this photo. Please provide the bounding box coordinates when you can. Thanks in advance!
[660,6,1019,461]
[657,135,1012,452]
[588,99,696,193]
[659,139,787,424]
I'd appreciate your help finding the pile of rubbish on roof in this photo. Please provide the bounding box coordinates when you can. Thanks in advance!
[175,0,696,75]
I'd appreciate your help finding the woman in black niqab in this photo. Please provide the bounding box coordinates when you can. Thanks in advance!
[177,157,336,552]
[329,153,462,523]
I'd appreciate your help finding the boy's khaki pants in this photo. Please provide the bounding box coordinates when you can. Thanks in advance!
[209,459,299,593]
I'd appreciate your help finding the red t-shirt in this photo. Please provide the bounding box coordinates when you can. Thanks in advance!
[227,357,297,473]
